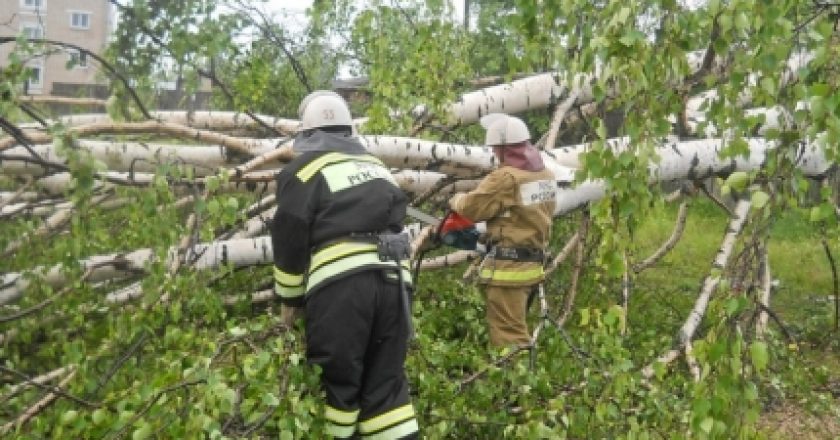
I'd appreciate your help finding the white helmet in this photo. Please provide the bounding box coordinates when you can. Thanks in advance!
[480,113,530,146]
[298,90,353,130]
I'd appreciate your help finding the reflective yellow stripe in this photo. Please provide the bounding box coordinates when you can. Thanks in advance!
[296,152,386,182]
[275,283,304,299]
[273,267,304,287]
[358,404,415,434]
[307,252,411,291]
[311,242,378,272]
[325,406,360,425]
[326,423,356,438]
[361,419,418,440]
[479,266,544,282]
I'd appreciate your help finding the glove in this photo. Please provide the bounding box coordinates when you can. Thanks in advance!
[280,305,303,328]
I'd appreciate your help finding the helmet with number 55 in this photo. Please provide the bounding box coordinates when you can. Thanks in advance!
[298,90,354,130]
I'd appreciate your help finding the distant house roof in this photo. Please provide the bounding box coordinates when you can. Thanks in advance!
[332,77,369,90]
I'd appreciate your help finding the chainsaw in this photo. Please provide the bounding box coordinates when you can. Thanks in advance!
[405,206,483,251]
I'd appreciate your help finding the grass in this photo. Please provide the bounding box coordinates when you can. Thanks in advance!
[626,198,840,438]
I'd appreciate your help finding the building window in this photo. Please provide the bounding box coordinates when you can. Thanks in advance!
[67,49,88,68]
[70,12,91,30]
[27,63,44,90]
[21,23,43,39]
[21,0,45,9]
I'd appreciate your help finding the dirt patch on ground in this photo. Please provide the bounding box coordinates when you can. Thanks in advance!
[760,402,840,439]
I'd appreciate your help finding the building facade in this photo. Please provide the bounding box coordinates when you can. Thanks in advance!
[0,0,112,95]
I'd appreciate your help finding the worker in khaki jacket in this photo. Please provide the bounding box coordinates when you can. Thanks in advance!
[447,114,557,348]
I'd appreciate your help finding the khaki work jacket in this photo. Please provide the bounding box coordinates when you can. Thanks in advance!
[450,166,556,287]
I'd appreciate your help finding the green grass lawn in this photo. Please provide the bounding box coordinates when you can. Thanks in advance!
[627,198,840,438]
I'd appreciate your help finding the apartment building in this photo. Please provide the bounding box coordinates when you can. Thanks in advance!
[0,0,112,95]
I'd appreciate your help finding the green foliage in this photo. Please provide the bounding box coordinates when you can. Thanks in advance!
[3,0,840,437]
[349,2,472,132]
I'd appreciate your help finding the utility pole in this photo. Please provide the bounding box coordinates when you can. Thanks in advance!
[464,0,470,30]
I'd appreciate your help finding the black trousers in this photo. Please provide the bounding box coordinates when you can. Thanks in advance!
[305,270,418,439]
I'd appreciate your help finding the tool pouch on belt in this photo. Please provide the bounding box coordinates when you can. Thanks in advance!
[376,232,411,261]
[375,232,415,340]
[493,246,545,262]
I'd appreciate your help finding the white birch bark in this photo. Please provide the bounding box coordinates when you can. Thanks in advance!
[3,193,113,255]
[684,52,813,135]
[392,170,481,197]
[0,237,274,305]
[756,246,772,337]
[0,200,74,218]
[427,49,721,126]
[31,171,278,197]
[1,365,73,398]
[0,191,41,205]
[24,111,299,133]
[18,111,371,135]
[229,206,276,239]
[643,199,751,378]
[552,136,831,179]
[0,139,287,177]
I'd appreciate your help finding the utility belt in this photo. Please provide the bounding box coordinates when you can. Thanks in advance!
[313,232,410,261]
[488,246,545,262]
[311,231,415,340]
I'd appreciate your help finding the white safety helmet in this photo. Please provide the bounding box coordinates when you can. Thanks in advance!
[480,113,530,146]
[298,90,353,130]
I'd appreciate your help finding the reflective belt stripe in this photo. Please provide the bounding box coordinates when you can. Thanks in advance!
[358,404,415,434]
[274,283,304,299]
[360,419,418,440]
[326,406,360,425]
[479,266,544,282]
[326,423,356,438]
[307,252,412,292]
[311,242,412,273]
[296,152,386,182]
[311,242,379,272]
[273,267,304,287]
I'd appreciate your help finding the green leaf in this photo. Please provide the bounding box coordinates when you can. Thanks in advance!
[579,308,590,326]
[700,417,714,434]
[809,203,834,222]
[734,12,749,31]
[263,392,280,407]
[289,353,301,366]
[760,77,775,96]
[750,341,768,372]
[725,298,740,316]
[724,172,749,191]
[811,96,825,119]
[751,191,769,209]
[132,423,152,440]
[61,410,78,425]
[207,199,221,215]
[92,409,108,425]
[811,83,831,97]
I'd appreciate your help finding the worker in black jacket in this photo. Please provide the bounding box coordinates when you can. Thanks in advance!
[270,90,418,440]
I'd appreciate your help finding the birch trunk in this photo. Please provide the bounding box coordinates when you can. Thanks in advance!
[0,236,274,305]
[643,199,751,377]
